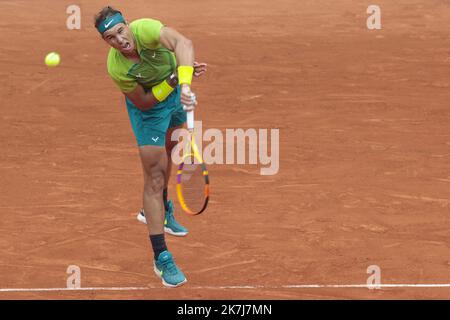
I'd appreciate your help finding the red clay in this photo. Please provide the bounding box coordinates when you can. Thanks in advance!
[0,0,449,299]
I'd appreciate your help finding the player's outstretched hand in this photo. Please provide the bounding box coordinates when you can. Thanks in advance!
[194,61,207,77]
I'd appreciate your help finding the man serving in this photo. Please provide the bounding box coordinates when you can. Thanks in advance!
[94,6,207,288]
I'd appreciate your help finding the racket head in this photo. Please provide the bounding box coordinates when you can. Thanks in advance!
[176,150,209,216]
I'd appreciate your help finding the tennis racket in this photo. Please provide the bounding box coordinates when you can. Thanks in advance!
[176,108,210,215]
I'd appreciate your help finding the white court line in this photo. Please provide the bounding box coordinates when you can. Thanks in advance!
[1,284,450,292]
[0,287,149,293]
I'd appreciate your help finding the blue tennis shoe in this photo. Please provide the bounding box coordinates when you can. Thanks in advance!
[154,250,187,288]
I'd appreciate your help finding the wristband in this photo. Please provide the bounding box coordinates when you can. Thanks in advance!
[177,66,194,85]
[152,80,175,102]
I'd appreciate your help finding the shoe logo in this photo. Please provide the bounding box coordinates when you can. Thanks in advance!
[152,136,159,142]
[104,20,114,28]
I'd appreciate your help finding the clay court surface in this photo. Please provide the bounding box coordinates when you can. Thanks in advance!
[1,0,449,299]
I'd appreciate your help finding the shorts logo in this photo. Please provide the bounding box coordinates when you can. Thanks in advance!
[152,137,159,142]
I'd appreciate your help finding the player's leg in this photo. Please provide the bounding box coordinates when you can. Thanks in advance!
[138,135,187,237]
[139,146,166,235]
[125,95,186,287]
[132,89,188,236]
[139,145,186,287]
[161,124,189,236]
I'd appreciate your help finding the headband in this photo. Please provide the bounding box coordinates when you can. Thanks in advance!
[97,13,126,34]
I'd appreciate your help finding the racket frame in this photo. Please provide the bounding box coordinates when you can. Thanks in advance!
[176,110,210,215]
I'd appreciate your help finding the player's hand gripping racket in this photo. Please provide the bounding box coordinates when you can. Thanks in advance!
[176,105,210,215]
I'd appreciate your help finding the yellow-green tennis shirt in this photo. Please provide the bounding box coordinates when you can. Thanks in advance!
[107,18,177,93]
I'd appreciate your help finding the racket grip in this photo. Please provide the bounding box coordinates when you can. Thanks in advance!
[186,110,195,131]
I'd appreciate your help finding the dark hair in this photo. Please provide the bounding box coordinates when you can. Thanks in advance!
[94,6,122,29]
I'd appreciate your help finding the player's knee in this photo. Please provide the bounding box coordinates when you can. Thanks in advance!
[144,164,166,195]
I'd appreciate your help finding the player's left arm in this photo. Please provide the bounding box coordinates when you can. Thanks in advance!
[158,29,207,77]
[160,26,194,69]
[159,27,206,108]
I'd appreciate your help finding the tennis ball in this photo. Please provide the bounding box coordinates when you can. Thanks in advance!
[45,52,60,67]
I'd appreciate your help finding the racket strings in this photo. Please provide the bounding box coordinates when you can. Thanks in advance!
[180,162,206,213]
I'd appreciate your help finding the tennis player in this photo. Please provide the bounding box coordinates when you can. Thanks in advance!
[94,6,207,287]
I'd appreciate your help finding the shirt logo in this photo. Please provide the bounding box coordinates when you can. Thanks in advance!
[135,73,143,78]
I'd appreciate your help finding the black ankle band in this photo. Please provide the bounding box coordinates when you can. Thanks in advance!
[149,234,167,260]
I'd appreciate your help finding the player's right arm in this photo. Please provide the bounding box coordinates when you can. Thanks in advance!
[123,73,179,111]
[123,84,159,111]
[124,61,206,111]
